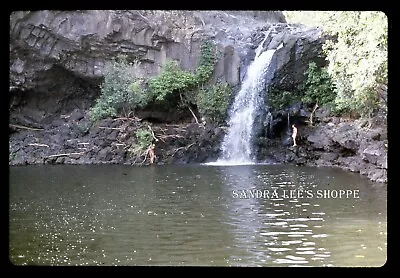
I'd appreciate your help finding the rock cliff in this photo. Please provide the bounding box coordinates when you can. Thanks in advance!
[10,10,287,92]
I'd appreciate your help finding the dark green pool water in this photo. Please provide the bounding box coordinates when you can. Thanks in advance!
[9,164,387,266]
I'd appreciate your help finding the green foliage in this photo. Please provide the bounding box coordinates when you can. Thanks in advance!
[90,105,117,123]
[195,40,218,83]
[91,40,219,124]
[196,82,233,123]
[128,79,149,107]
[90,55,149,122]
[127,143,144,158]
[268,89,301,110]
[283,11,387,117]
[300,62,336,106]
[135,128,153,149]
[148,40,218,104]
[74,121,92,135]
[147,60,197,102]
[128,127,153,158]
[10,151,17,160]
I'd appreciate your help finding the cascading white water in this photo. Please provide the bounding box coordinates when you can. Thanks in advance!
[211,40,278,165]
[255,30,271,58]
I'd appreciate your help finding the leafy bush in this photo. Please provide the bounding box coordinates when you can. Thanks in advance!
[268,63,336,112]
[135,128,153,149]
[90,55,149,122]
[268,90,301,110]
[300,62,336,106]
[196,82,233,123]
[323,12,386,117]
[146,40,219,123]
[127,127,153,158]
[148,40,218,104]
[147,60,197,102]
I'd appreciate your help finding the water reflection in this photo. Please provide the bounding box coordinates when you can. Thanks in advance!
[220,166,269,266]
[9,164,386,266]
[211,165,386,267]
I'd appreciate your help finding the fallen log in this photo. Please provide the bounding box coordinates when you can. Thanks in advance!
[28,143,49,148]
[10,124,44,131]
[47,152,85,158]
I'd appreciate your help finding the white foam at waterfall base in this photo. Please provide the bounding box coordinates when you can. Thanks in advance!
[212,45,276,165]
[205,160,257,166]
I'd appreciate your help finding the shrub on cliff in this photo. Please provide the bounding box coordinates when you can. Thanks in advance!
[195,40,218,83]
[90,55,149,122]
[147,60,197,102]
[196,82,233,124]
[148,40,218,103]
[147,40,219,123]
[300,62,336,107]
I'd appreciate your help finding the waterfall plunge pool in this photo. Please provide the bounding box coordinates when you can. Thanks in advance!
[9,164,386,266]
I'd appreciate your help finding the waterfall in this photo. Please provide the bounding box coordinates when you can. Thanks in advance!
[265,111,273,137]
[255,30,271,58]
[209,35,278,165]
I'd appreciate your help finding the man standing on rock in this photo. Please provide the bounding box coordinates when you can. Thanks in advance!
[292,124,298,147]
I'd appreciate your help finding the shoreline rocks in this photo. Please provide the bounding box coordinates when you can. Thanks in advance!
[9,109,387,184]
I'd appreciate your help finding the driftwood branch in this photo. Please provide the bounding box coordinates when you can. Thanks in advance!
[98,126,122,130]
[188,106,200,125]
[28,143,49,148]
[141,149,150,164]
[309,103,319,126]
[10,124,43,131]
[47,152,85,158]
[147,125,159,142]
[172,143,195,156]
[113,116,142,122]
[153,127,168,134]
[180,93,200,125]
[159,134,184,140]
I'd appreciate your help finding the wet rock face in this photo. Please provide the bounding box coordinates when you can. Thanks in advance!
[249,23,326,91]
[269,25,326,91]
[304,118,388,183]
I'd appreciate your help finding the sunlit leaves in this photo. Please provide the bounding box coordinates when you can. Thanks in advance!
[284,11,388,117]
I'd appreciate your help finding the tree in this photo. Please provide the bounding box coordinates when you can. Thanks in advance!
[284,11,388,117]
